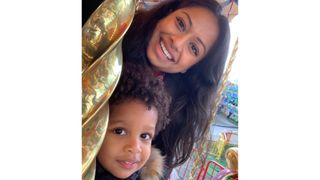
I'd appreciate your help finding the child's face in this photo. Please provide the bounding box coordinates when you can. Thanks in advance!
[97,99,158,179]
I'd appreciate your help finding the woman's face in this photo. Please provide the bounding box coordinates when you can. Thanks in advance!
[147,6,219,73]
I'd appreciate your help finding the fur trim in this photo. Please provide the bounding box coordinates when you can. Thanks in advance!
[140,147,164,180]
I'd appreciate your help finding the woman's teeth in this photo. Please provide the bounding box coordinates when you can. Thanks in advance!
[160,41,173,61]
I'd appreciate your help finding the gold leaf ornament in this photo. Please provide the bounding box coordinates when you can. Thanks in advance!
[82,0,138,179]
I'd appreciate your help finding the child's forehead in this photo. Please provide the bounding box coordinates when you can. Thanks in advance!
[109,99,158,126]
[111,98,157,113]
[112,98,150,109]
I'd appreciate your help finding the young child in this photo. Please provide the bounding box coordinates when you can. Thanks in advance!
[95,63,171,180]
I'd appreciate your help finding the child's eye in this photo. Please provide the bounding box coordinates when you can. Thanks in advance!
[113,128,126,135]
[176,17,186,31]
[140,133,152,140]
[190,42,199,56]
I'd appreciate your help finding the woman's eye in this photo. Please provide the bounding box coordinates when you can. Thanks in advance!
[140,133,152,140]
[176,17,186,31]
[113,128,126,135]
[190,43,199,56]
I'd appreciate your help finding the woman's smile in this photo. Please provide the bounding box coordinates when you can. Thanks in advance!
[155,37,176,64]
[160,40,174,62]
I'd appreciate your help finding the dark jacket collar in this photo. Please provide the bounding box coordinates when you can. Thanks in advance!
[95,160,140,180]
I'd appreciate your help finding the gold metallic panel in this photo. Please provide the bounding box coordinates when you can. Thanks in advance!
[82,0,136,72]
[82,0,137,179]
[82,103,109,176]
[82,42,123,125]
[82,159,96,180]
[82,0,136,124]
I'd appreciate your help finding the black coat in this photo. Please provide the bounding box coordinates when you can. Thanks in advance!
[95,160,140,180]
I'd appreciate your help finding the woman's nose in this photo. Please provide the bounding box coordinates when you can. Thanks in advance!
[171,33,190,52]
[124,137,142,154]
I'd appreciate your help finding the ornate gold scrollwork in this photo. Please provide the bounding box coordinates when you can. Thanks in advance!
[82,0,137,179]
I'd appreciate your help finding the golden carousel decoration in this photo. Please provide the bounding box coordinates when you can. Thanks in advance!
[82,0,137,179]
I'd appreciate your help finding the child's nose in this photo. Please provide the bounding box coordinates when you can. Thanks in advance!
[124,137,142,154]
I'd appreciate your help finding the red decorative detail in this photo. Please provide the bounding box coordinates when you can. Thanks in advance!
[197,160,224,180]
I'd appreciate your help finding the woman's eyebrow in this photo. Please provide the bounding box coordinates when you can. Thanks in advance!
[181,11,192,26]
[197,37,206,53]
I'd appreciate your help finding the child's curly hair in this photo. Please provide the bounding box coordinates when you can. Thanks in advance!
[109,63,171,135]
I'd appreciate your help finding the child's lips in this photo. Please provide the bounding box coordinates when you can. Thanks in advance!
[117,160,139,169]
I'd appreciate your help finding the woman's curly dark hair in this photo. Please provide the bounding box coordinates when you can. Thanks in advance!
[109,63,171,135]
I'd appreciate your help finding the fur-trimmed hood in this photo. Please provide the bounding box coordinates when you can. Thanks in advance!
[139,146,165,180]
